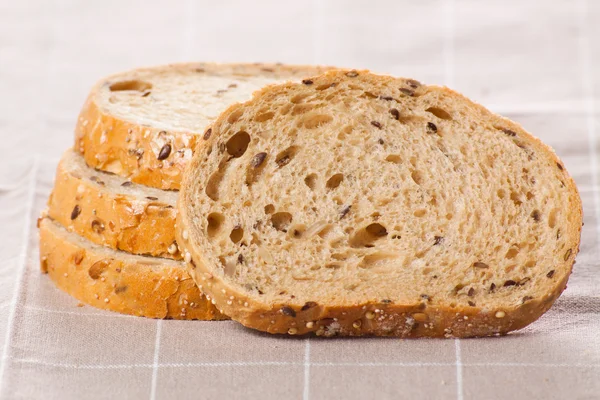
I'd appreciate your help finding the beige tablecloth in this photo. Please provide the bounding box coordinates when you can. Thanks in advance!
[0,0,599,399]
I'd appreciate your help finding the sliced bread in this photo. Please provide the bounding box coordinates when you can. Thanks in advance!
[76,63,332,190]
[176,70,582,337]
[39,217,226,320]
[48,149,180,259]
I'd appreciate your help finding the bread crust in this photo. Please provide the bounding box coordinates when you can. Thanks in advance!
[48,149,181,260]
[39,217,227,320]
[177,70,582,337]
[75,63,332,190]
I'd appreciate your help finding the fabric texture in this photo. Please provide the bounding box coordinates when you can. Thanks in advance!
[0,0,599,399]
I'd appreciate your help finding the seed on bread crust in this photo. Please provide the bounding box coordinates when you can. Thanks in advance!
[473,262,489,269]
[157,144,172,160]
[302,79,313,85]
[371,121,382,129]
[203,128,212,140]
[390,108,400,120]
[345,70,359,77]
[71,205,81,220]
[280,306,296,317]
[427,122,437,133]
[301,301,317,311]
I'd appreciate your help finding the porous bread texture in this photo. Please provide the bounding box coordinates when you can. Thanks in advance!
[177,70,582,337]
[76,63,332,190]
[48,149,180,259]
[39,217,227,320]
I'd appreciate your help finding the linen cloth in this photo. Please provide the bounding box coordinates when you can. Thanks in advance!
[0,0,599,399]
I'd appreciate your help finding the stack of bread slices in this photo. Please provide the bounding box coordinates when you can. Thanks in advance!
[39,63,582,337]
[39,63,330,320]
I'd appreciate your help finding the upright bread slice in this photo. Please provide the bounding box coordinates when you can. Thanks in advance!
[39,217,226,320]
[177,70,582,337]
[76,63,331,190]
[48,149,180,259]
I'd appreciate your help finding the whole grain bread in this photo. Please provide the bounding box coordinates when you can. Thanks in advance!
[176,70,582,337]
[48,149,180,259]
[76,63,332,190]
[39,217,226,320]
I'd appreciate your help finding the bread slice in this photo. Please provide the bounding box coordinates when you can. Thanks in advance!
[48,149,181,259]
[76,63,332,190]
[176,70,582,337]
[39,217,226,320]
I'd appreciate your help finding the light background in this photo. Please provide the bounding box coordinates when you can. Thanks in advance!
[0,0,599,399]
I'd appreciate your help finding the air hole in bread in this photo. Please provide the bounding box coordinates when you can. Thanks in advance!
[413,209,427,217]
[205,169,225,201]
[385,155,402,164]
[548,209,558,228]
[411,170,423,185]
[227,108,244,124]
[292,104,315,115]
[302,113,333,129]
[109,80,152,92]
[350,223,388,248]
[276,146,299,167]
[425,107,452,120]
[510,191,522,206]
[207,213,225,238]
[505,248,519,259]
[326,173,344,190]
[271,212,293,232]
[304,174,318,190]
[291,93,310,104]
[230,226,244,243]
[255,111,274,122]
[226,131,251,158]
[264,204,275,214]
[316,83,334,91]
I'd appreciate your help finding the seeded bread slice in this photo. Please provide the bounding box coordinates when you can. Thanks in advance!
[48,149,181,259]
[39,217,226,320]
[176,70,582,337]
[76,63,332,190]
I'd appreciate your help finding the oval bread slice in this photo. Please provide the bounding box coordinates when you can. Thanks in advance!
[76,63,332,190]
[177,70,582,337]
[48,149,180,259]
[39,217,226,320]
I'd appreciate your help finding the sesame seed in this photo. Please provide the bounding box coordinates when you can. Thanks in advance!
[306,322,314,328]
[63,273,68,277]
[244,302,249,307]
[495,311,506,319]
[288,328,298,335]
[189,302,195,307]
[94,294,99,299]
[365,311,375,320]
[211,299,216,304]
[221,289,226,294]
[104,298,109,303]
[167,243,178,254]
[184,252,192,263]
[464,316,469,320]
[182,230,189,240]
[353,320,362,329]
[174,276,179,281]
[227,300,232,305]
[183,300,189,305]
[229,296,234,300]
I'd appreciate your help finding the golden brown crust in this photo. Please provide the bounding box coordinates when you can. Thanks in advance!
[39,217,227,320]
[75,63,333,190]
[176,69,583,337]
[47,149,181,259]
